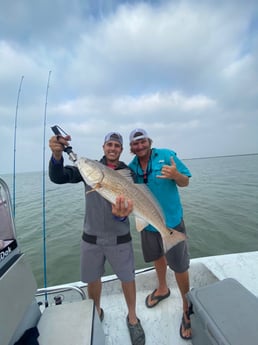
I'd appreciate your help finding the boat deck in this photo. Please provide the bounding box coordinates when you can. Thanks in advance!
[37,251,257,345]
[101,251,258,344]
[99,264,211,345]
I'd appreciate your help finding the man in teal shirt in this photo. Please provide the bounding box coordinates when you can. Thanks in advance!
[129,128,192,340]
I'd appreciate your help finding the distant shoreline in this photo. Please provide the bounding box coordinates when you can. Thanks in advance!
[183,152,258,161]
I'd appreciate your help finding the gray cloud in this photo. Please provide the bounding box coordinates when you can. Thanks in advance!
[0,0,257,174]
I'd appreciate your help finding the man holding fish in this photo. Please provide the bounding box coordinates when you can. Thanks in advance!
[127,128,192,341]
[48,131,145,345]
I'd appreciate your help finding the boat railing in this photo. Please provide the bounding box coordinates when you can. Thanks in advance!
[36,284,86,301]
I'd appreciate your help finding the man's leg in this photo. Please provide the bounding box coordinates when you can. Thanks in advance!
[122,280,145,345]
[146,255,170,307]
[87,278,102,317]
[175,270,192,339]
[121,280,137,324]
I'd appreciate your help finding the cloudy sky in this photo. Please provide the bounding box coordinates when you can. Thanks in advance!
[1,0,258,174]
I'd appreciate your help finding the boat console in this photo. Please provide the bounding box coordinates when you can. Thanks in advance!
[0,179,19,272]
[0,178,105,345]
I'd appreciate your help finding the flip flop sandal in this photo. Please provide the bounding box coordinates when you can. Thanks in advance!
[179,308,192,340]
[145,288,171,308]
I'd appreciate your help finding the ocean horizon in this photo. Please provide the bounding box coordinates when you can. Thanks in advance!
[1,153,258,287]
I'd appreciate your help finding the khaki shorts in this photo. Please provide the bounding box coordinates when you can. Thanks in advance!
[140,219,190,273]
[80,240,135,283]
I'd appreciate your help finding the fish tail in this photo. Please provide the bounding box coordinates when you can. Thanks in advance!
[162,228,186,253]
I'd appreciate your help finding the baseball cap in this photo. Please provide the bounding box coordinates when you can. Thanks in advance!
[129,128,149,143]
[104,132,123,146]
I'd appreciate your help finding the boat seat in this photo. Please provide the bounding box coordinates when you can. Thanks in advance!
[37,299,97,345]
[0,253,40,345]
[0,177,105,345]
[0,252,105,345]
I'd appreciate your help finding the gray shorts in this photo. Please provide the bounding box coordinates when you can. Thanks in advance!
[80,240,135,283]
[140,219,190,273]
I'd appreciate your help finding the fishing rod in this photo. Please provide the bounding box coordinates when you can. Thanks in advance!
[42,70,52,307]
[12,76,24,217]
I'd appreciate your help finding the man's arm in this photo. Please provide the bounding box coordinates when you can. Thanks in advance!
[49,135,82,184]
[157,157,190,187]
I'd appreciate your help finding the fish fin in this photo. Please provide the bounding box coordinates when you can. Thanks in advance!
[135,216,149,232]
[86,183,102,194]
[134,184,165,219]
[116,169,134,182]
[86,190,95,195]
[162,229,186,253]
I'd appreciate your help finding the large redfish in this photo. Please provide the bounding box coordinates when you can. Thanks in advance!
[77,157,186,252]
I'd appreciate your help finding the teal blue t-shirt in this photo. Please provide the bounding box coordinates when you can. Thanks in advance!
[129,148,191,231]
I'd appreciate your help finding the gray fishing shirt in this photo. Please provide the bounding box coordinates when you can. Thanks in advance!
[49,156,134,245]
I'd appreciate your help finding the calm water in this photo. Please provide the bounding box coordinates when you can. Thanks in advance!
[1,154,258,287]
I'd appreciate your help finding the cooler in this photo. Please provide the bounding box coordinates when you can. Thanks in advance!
[187,278,258,345]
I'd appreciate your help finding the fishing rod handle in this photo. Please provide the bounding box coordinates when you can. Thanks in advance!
[51,125,77,162]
